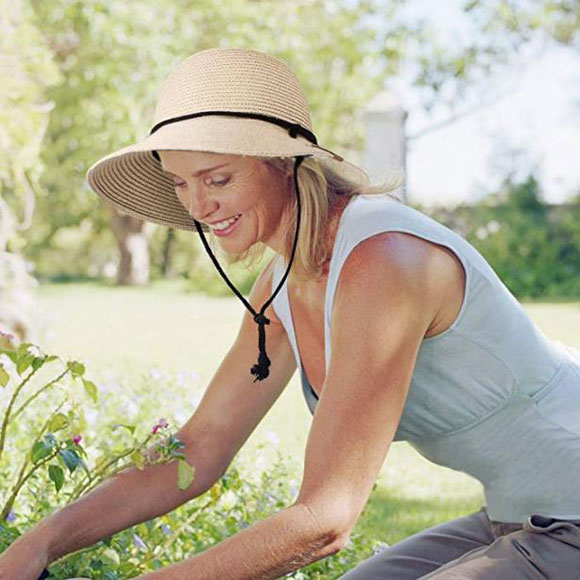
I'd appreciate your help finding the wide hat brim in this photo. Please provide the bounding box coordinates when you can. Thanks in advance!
[86,115,377,231]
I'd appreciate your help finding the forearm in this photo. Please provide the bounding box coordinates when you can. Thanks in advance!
[28,436,221,564]
[139,503,343,580]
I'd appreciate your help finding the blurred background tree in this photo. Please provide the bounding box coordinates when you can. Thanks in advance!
[0,0,61,340]
[23,0,414,287]
[3,0,579,300]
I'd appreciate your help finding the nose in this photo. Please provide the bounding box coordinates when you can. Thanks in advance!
[177,183,218,221]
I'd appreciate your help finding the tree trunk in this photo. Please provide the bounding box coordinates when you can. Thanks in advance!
[161,227,175,277]
[109,207,150,286]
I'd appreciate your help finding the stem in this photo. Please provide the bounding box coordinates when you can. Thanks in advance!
[0,399,67,519]
[137,495,220,571]
[69,433,157,501]
[29,472,49,522]
[0,365,42,460]
[72,459,135,500]
[0,448,60,521]
[69,446,137,501]
[11,368,69,422]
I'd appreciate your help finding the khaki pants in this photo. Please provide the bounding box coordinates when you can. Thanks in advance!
[339,507,580,579]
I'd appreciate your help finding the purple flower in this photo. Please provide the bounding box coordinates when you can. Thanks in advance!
[133,533,147,550]
[161,524,171,536]
[73,435,82,445]
[152,418,169,435]
[5,509,16,522]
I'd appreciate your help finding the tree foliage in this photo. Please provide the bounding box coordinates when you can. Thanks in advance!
[465,0,580,51]
[0,0,62,338]
[24,0,418,281]
[425,174,580,299]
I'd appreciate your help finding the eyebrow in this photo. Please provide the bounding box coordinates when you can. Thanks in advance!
[162,163,230,179]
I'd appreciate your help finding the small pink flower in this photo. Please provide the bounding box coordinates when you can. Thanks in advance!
[73,435,82,445]
[0,330,16,349]
[152,418,169,435]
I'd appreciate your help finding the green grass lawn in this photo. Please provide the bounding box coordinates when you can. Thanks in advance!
[35,280,580,548]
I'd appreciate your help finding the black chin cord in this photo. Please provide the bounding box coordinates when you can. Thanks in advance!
[194,156,304,382]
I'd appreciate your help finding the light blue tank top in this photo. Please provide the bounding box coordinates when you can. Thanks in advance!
[271,194,580,524]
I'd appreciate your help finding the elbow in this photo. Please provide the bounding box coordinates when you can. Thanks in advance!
[325,530,351,557]
[327,521,353,555]
[295,501,353,557]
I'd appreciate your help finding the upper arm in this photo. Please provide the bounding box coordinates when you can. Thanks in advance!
[175,258,296,484]
[295,233,442,543]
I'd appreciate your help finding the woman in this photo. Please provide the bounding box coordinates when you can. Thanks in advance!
[3,47,580,580]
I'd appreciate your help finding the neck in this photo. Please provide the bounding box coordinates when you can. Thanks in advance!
[289,194,352,284]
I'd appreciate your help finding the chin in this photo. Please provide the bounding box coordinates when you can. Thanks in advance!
[216,238,254,257]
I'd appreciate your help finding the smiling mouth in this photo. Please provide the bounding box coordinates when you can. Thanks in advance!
[207,214,242,232]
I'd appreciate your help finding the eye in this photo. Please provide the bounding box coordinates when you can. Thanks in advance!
[205,175,230,187]
[173,181,187,189]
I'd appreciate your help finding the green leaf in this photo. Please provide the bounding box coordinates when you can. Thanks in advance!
[100,547,120,568]
[58,449,80,474]
[16,354,34,375]
[31,356,45,371]
[78,456,90,476]
[0,363,9,388]
[82,378,99,403]
[131,449,145,469]
[73,442,88,459]
[48,464,65,492]
[111,423,136,435]
[0,349,18,363]
[16,343,33,358]
[177,459,195,491]
[45,355,58,363]
[48,413,69,432]
[31,441,52,463]
[67,360,85,377]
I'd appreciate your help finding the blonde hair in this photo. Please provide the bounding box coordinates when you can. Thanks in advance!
[218,156,404,280]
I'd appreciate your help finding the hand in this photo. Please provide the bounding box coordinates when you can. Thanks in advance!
[0,533,50,580]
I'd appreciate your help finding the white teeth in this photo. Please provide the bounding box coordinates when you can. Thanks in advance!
[208,214,241,231]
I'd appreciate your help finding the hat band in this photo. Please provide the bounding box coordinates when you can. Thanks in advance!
[149,110,318,144]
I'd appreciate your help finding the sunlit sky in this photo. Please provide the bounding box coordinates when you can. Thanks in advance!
[367,0,580,207]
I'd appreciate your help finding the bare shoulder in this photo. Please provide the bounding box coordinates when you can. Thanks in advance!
[336,231,460,327]
[339,231,446,285]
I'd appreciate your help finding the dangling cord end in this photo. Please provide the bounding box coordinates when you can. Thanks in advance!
[250,312,271,382]
[249,156,303,382]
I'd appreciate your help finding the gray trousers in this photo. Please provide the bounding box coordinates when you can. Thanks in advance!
[339,507,580,579]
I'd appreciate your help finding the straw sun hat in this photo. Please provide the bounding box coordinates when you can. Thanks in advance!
[87,47,375,231]
[85,47,398,383]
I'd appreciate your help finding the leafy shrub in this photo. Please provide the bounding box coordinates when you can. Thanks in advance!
[0,335,379,578]
[423,175,580,299]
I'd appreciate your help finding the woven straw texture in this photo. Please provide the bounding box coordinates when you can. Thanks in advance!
[86,47,391,231]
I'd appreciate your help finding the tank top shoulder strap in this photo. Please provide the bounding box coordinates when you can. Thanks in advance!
[323,194,473,371]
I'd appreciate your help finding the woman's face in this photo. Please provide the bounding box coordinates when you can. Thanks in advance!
[158,150,292,254]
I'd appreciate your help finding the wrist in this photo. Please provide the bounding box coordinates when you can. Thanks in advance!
[26,515,63,564]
